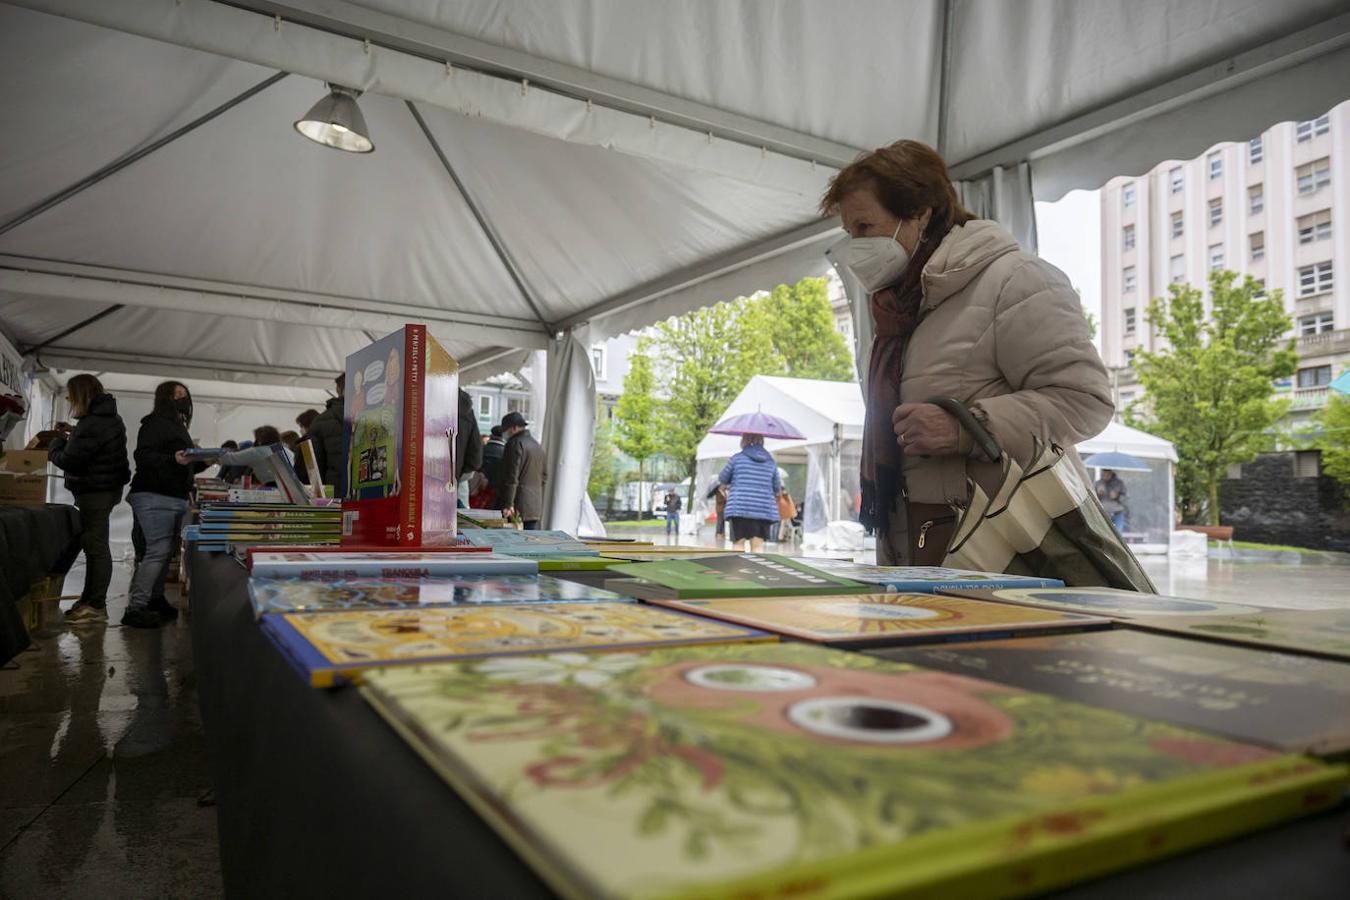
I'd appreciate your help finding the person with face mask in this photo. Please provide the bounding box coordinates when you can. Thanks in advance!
[821,140,1111,566]
[124,380,199,628]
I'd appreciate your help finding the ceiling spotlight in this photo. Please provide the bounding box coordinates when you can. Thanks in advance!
[294,84,374,153]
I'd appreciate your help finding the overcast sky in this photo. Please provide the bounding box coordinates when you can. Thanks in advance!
[1036,189,1102,348]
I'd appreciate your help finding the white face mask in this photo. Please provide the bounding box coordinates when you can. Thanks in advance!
[846,219,910,293]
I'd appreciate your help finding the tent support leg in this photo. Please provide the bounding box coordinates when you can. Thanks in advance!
[0,72,289,239]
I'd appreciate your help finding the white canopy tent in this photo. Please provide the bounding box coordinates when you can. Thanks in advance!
[2,1,1347,529]
[1080,419,1179,553]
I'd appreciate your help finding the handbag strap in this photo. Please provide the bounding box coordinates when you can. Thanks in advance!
[925,397,1002,461]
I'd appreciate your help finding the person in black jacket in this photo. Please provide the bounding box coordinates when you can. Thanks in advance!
[481,425,506,505]
[47,375,130,625]
[124,381,198,629]
[500,412,547,529]
[307,374,346,496]
[454,390,483,506]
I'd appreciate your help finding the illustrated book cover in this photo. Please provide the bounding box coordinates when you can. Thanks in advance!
[792,559,1064,593]
[871,629,1350,757]
[938,585,1266,620]
[249,550,537,580]
[648,593,1108,648]
[1127,608,1350,662]
[461,529,597,557]
[260,602,772,687]
[247,573,631,617]
[607,554,869,600]
[358,641,1346,900]
[341,325,459,547]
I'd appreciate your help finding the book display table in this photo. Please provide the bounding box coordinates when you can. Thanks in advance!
[187,551,1349,898]
[0,503,81,664]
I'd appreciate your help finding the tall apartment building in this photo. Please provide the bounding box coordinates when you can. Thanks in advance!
[1100,101,1349,427]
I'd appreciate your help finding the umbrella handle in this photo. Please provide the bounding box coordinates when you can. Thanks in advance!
[926,397,1002,461]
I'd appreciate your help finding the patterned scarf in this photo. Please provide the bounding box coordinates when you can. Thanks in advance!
[859,283,923,537]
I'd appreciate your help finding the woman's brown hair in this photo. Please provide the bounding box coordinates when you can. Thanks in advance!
[65,374,104,418]
[821,140,975,296]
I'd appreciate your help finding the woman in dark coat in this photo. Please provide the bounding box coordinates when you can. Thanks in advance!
[47,374,130,624]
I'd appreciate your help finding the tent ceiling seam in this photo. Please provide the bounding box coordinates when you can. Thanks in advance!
[18,303,125,355]
[0,71,288,239]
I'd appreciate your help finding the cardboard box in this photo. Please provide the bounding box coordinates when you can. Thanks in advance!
[0,449,50,475]
[0,473,51,506]
[340,325,459,547]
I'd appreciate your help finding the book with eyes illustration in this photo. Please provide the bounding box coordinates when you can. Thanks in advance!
[648,593,1108,648]
[1126,608,1350,663]
[607,554,870,600]
[261,602,773,687]
[792,559,1065,593]
[359,642,1346,900]
[871,630,1350,757]
[937,585,1267,621]
[248,574,630,618]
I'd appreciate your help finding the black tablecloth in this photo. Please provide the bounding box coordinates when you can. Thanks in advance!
[0,503,81,664]
[189,551,1350,899]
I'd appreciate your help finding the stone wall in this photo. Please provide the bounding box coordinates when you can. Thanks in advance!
[1220,452,1350,552]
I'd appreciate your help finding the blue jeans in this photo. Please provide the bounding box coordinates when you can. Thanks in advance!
[1110,511,1126,532]
[665,511,680,534]
[128,493,188,611]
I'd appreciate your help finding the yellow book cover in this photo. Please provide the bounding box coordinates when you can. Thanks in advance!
[360,642,1346,899]
[260,602,773,687]
[650,593,1109,647]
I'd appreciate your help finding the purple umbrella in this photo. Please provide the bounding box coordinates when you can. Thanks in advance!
[708,410,805,440]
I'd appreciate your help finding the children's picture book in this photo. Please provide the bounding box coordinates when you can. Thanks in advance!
[341,325,459,546]
[607,554,869,600]
[1127,608,1350,662]
[248,573,630,617]
[249,550,537,580]
[792,559,1064,592]
[261,602,772,686]
[871,629,1350,757]
[939,585,1266,620]
[461,529,597,558]
[649,593,1108,648]
[359,641,1345,900]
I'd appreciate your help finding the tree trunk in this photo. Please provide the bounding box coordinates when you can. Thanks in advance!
[637,459,645,514]
[1207,479,1220,526]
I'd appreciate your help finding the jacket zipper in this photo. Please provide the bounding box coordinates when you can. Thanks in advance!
[916,515,957,549]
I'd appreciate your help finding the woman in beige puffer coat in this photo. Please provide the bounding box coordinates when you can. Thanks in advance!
[822,140,1113,565]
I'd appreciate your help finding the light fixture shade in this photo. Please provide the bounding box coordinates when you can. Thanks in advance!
[294,86,374,153]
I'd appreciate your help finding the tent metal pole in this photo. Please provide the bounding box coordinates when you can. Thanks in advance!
[19,304,125,355]
[405,101,555,333]
[0,71,289,239]
[936,0,955,156]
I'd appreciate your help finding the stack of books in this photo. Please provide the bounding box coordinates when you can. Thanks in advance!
[186,502,343,553]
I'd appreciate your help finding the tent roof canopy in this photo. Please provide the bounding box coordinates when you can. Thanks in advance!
[1078,420,1178,463]
[3,1,1348,396]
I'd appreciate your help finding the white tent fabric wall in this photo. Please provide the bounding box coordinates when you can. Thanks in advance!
[540,329,595,532]
[1079,420,1179,554]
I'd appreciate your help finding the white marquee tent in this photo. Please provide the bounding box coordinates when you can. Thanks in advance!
[2,0,1348,529]
[1079,419,1179,553]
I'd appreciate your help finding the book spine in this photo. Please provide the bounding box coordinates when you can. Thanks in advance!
[402,325,425,545]
[252,559,538,578]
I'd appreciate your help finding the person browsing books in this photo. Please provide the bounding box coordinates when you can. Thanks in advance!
[718,434,781,552]
[306,373,346,494]
[46,374,131,625]
[125,380,201,628]
[499,412,547,529]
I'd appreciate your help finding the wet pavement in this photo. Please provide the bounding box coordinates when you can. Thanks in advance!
[0,559,222,898]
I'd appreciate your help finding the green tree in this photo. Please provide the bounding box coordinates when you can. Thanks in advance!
[750,277,854,380]
[1315,393,1350,499]
[1127,270,1297,524]
[587,416,622,512]
[652,299,781,505]
[613,343,661,512]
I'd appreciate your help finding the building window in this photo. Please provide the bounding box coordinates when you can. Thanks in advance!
[475,394,492,421]
[1122,183,1136,209]
[1208,244,1224,272]
[1297,210,1332,245]
[1122,266,1136,293]
[1248,184,1263,215]
[1297,262,1334,297]
[506,396,528,417]
[1169,254,1186,284]
[1124,307,1137,334]
[1297,365,1332,388]
[1298,312,1334,335]
[1295,115,1331,143]
[1252,278,1267,300]
[590,344,607,380]
[1207,197,1222,228]
[1124,349,1137,365]
[1249,232,1264,262]
[1248,137,1263,165]
[1294,451,1322,478]
[1170,211,1184,238]
[1208,151,1222,180]
[1122,224,1135,251]
[1169,167,1184,194]
[1296,158,1331,195]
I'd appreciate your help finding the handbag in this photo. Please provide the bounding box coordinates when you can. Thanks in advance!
[928,398,1157,591]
